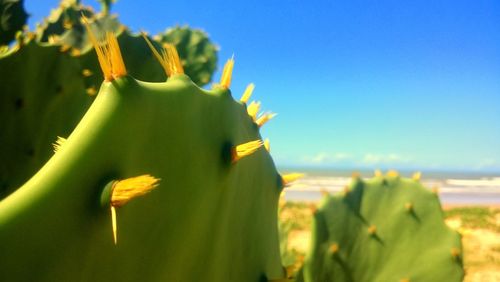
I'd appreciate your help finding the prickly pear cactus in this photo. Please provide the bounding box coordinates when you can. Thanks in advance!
[156,25,218,86]
[0,29,288,281]
[297,172,464,282]
[0,1,220,198]
[0,34,94,198]
[36,0,217,86]
[0,0,28,45]
[0,0,219,199]
[35,0,121,53]
[0,31,165,199]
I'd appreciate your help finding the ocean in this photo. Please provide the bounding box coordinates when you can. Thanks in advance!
[280,168,500,205]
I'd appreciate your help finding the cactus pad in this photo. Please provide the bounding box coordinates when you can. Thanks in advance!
[0,31,166,199]
[156,25,218,86]
[0,32,286,281]
[297,172,464,282]
[35,0,121,53]
[0,1,221,198]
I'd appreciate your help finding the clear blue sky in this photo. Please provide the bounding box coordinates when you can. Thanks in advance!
[27,1,500,172]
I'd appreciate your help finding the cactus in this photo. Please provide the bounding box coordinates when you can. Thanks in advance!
[35,0,218,86]
[0,31,165,199]
[35,0,121,54]
[0,33,95,198]
[0,0,28,45]
[156,26,218,86]
[296,171,464,282]
[0,0,218,198]
[0,28,289,281]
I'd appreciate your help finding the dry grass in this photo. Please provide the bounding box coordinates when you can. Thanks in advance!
[444,207,500,282]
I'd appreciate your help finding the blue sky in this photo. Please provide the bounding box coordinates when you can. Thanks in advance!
[27,1,500,172]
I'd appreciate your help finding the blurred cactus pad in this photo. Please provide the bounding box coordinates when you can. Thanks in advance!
[296,172,464,282]
[0,0,218,198]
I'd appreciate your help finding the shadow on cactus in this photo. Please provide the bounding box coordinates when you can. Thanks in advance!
[0,0,28,46]
[0,18,293,281]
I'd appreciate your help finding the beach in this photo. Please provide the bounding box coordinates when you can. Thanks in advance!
[282,170,500,205]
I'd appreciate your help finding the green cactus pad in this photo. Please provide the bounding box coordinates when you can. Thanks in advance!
[0,3,220,198]
[0,1,219,197]
[0,38,94,198]
[156,25,218,86]
[35,0,121,53]
[34,1,217,87]
[297,173,464,282]
[0,32,167,199]
[0,65,286,280]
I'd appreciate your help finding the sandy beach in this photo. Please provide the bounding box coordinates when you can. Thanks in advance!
[445,205,500,282]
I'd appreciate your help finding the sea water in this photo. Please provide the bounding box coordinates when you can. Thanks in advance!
[281,168,500,205]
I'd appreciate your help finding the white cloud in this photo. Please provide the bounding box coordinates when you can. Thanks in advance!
[361,153,412,165]
[304,152,352,164]
[475,158,498,169]
[301,152,414,166]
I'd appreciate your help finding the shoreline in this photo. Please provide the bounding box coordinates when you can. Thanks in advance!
[283,198,500,209]
[283,189,500,206]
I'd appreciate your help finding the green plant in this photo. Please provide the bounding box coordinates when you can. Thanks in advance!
[34,0,120,53]
[296,171,464,282]
[0,0,218,199]
[155,25,218,86]
[34,0,218,85]
[0,29,290,281]
[0,31,165,199]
